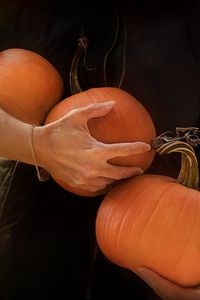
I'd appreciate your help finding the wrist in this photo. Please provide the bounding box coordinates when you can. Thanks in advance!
[28,124,50,181]
[32,124,52,170]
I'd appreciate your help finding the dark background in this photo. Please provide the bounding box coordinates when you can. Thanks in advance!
[0,1,199,299]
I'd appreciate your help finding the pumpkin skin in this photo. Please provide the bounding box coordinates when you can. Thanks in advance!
[0,48,64,125]
[95,173,200,288]
[45,87,156,196]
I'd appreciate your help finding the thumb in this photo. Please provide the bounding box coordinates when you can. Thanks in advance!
[137,268,200,300]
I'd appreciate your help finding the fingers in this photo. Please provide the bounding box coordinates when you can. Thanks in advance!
[102,141,151,160]
[60,100,151,160]
[66,100,116,125]
[74,184,107,193]
[101,164,144,180]
[87,177,114,187]
[60,165,142,193]
[70,165,143,192]
[65,175,114,193]
[137,268,200,300]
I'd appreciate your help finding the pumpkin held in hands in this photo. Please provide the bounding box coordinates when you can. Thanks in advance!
[0,48,64,125]
[45,87,156,196]
[95,128,200,287]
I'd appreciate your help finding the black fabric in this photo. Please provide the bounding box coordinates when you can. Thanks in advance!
[0,0,200,299]
[0,162,161,300]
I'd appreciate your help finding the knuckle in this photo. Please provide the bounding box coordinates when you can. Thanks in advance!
[74,178,84,185]
[87,146,104,159]
[121,146,132,156]
[81,103,98,114]
[74,173,85,185]
[122,144,140,156]
[89,103,101,110]
[88,186,99,192]
[74,166,97,185]
[87,169,98,178]
[84,169,96,179]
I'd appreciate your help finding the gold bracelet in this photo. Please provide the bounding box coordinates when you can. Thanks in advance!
[28,124,50,181]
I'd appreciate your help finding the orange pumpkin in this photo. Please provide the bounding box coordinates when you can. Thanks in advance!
[95,134,200,287]
[0,48,64,125]
[45,86,156,196]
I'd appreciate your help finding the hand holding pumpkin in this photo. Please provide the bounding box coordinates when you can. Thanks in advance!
[35,100,151,194]
[44,87,156,196]
[0,48,154,195]
[137,267,200,300]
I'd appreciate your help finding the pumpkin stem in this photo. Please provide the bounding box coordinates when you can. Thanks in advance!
[69,36,89,95]
[152,127,200,190]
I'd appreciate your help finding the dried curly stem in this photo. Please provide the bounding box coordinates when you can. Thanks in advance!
[152,127,200,190]
[69,36,89,94]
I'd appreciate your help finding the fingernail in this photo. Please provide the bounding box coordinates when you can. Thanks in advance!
[143,143,151,151]
[135,168,144,176]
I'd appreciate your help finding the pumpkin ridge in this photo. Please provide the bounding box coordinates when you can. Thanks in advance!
[133,181,178,269]
[170,192,200,285]
[152,188,193,277]
[124,176,172,235]
[137,182,176,247]
[114,177,160,248]
[114,176,171,261]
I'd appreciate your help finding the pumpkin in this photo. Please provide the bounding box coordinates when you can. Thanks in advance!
[0,48,64,125]
[95,128,200,287]
[45,86,156,197]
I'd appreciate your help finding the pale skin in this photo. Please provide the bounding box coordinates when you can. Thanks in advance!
[0,100,151,192]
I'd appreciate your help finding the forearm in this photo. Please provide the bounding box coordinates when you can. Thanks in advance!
[0,108,33,164]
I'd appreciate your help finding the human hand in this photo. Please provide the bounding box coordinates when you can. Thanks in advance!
[137,268,200,300]
[34,101,150,193]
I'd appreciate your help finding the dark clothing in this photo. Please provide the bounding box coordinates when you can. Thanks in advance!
[0,1,200,299]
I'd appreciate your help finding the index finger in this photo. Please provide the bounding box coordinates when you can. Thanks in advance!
[67,100,116,125]
[101,141,151,160]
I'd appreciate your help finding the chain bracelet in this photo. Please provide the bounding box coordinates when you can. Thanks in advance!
[28,124,50,181]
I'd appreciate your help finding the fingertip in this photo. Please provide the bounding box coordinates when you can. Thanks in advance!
[135,168,144,176]
[129,142,151,154]
[104,100,116,107]
[137,267,149,276]
[141,143,152,151]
